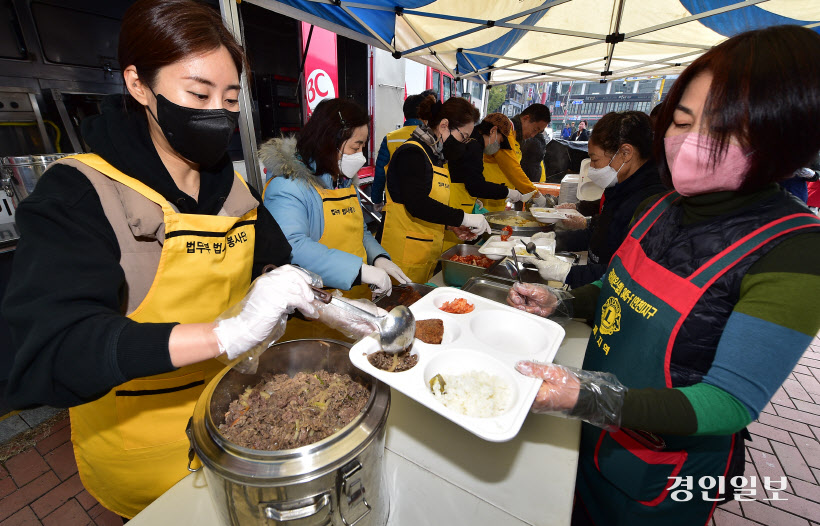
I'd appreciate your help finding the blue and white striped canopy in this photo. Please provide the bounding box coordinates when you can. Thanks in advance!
[248,0,820,85]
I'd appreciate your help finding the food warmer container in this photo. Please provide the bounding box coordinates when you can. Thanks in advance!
[1,154,70,201]
[373,283,435,310]
[484,211,553,237]
[438,244,490,287]
[188,339,391,526]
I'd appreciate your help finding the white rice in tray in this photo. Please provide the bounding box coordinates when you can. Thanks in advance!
[430,371,512,418]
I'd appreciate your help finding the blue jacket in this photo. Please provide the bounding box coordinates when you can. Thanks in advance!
[372,118,423,205]
[259,137,388,290]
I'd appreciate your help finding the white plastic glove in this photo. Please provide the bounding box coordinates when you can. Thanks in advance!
[531,193,548,208]
[361,264,392,295]
[213,265,319,360]
[533,254,572,282]
[461,213,491,236]
[374,257,411,284]
[507,189,524,203]
[520,190,537,203]
[315,296,389,340]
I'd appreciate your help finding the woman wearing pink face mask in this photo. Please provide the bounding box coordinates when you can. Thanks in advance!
[506,25,820,525]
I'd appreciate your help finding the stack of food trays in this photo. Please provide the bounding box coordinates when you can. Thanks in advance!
[349,287,565,442]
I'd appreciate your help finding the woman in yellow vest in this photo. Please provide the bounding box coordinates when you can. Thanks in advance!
[442,113,535,251]
[381,96,492,283]
[260,98,410,306]
[2,0,329,518]
[482,106,552,211]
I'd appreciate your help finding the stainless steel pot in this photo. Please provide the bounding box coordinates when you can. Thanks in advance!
[484,211,553,237]
[1,154,70,201]
[188,339,390,526]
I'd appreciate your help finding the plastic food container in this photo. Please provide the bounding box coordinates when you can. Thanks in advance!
[529,207,571,224]
[349,287,565,442]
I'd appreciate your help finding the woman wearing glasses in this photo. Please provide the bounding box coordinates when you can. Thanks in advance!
[380,95,490,283]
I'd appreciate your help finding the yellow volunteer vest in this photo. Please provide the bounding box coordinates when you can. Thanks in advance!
[66,154,256,519]
[381,141,450,283]
[482,130,523,212]
[385,125,418,158]
[279,184,373,342]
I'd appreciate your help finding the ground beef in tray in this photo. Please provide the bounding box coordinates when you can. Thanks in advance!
[368,350,418,372]
[415,319,444,344]
[218,371,370,450]
[383,286,423,312]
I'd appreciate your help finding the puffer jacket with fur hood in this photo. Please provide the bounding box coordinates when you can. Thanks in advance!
[259,137,387,290]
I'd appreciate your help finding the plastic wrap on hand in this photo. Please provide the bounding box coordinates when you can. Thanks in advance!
[315,291,386,341]
[507,282,574,324]
[515,362,626,430]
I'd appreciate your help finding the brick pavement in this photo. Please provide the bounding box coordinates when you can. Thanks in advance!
[1,337,819,525]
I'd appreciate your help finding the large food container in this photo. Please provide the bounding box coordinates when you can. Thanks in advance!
[1,154,70,201]
[188,339,390,526]
[438,244,491,287]
[484,211,553,237]
[373,283,435,310]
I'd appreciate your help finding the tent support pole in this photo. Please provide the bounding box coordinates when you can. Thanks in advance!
[219,0,263,193]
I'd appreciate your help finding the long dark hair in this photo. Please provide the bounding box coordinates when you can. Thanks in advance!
[653,25,820,191]
[297,98,369,180]
[119,0,248,107]
[590,111,653,159]
[417,95,479,130]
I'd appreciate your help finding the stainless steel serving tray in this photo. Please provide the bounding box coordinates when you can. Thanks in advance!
[374,283,435,310]
[461,277,513,305]
[437,244,492,287]
[484,211,553,237]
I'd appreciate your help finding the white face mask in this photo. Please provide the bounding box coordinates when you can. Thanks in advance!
[586,152,624,188]
[339,151,366,178]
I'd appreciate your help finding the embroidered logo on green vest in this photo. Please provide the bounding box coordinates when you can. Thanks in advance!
[600,296,621,336]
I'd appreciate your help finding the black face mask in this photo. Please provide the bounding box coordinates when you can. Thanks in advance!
[442,133,467,161]
[148,93,239,168]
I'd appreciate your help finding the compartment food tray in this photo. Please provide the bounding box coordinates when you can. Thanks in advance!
[349,287,565,442]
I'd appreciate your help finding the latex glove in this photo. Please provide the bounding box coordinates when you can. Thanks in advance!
[315,296,388,340]
[447,225,478,241]
[213,265,319,360]
[533,255,572,282]
[374,257,411,284]
[559,209,587,230]
[506,281,560,317]
[461,213,491,236]
[531,193,548,208]
[361,264,392,295]
[515,361,627,430]
[507,189,524,203]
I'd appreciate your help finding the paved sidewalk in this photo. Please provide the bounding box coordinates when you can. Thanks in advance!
[1,337,820,525]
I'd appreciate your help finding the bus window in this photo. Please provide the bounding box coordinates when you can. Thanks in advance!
[432,70,441,99]
[443,76,451,101]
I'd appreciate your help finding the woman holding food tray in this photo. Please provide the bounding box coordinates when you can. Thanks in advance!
[507,25,820,525]
[380,95,492,283]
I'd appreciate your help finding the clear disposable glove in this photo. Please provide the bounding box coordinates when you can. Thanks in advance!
[361,264,392,295]
[556,202,577,210]
[213,265,320,361]
[531,192,548,208]
[507,189,524,203]
[559,209,587,230]
[373,203,385,213]
[533,254,572,282]
[374,257,411,284]
[461,213,491,236]
[507,281,558,317]
[514,361,627,430]
[315,293,388,340]
[447,225,478,241]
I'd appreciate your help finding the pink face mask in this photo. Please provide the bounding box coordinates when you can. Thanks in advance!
[664,132,751,196]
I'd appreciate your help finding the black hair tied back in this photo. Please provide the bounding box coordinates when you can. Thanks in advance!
[431,100,443,120]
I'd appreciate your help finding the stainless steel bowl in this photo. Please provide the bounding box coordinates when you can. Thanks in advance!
[485,211,554,237]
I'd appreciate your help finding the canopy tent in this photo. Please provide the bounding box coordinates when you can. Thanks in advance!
[246,0,820,85]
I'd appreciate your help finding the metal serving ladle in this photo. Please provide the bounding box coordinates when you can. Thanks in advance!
[311,288,416,353]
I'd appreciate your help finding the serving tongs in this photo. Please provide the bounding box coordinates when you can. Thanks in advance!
[311,287,416,354]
